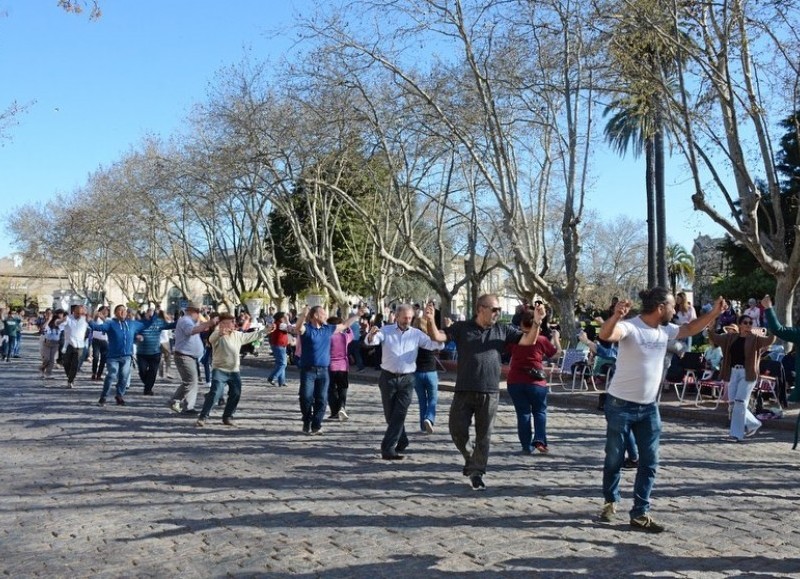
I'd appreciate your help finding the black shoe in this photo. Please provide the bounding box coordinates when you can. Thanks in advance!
[181,409,198,415]
[114,395,125,406]
[98,397,106,406]
[302,422,311,434]
[623,458,639,470]
[470,474,486,491]
[396,441,409,453]
[381,453,405,461]
[143,390,154,396]
[217,397,225,407]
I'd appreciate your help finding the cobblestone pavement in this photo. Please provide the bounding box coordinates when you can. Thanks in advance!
[2,334,799,578]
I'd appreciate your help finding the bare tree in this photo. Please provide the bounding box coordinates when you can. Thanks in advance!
[606,0,800,319]
[300,0,600,337]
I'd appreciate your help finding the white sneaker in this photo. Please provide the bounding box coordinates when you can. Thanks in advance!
[338,409,349,422]
[169,400,182,413]
[745,422,762,438]
[67,382,74,389]
[423,419,434,434]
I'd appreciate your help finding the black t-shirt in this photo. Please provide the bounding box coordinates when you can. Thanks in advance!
[415,347,437,373]
[729,336,746,366]
[444,320,522,393]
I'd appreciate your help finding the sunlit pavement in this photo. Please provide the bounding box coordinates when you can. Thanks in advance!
[2,334,798,578]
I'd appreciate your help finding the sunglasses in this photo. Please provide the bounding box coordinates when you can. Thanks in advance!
[740,320,753,325]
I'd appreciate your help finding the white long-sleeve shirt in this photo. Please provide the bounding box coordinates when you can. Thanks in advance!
[61,315,89,349]
[366,324,442,374]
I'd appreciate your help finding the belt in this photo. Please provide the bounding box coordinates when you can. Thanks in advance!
[732,364,745,369]
[175,352,198,360]
[381,369,413,378]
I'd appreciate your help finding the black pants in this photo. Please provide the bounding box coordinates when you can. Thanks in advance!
[137,353,161,394]
[378,371,414,456]
[63,345,81,383]
[91,339,108,378]
[328,370,349,415]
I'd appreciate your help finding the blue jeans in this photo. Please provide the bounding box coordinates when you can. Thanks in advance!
[625,429,638,461]
[507,383,548,451]
[201,347,213,384]
[414,371,438,431]
[268,346,287,386]
[299,366,329,431]
[603,394,661,518]
[2,335,18,360]
[102,356,132,399]
[199,369,242,420]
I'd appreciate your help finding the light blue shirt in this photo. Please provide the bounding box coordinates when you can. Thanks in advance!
[173,315,204,359]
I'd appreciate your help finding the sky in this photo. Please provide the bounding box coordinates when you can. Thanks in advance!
[0,0,724,259]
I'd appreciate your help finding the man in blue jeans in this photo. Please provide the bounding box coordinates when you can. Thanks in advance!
[295,304,364,435]
[88,304,157,406]
[598,288,724,533]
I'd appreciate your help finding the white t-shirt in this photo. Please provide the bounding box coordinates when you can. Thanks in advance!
[607,317,679,404]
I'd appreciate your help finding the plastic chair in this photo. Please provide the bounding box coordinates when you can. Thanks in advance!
[695,369,727,409]
[753,359,785,410]
[558,349,589,391]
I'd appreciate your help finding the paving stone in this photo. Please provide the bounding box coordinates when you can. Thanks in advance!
[1,334,798,577]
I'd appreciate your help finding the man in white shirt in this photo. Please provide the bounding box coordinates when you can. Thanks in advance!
[62,305,89,389]
[366,304,443,460]
[597,288,725,533]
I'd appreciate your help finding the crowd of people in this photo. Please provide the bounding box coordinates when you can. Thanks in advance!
[2,287,799,536]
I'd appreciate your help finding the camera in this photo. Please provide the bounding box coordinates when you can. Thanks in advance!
[527,367,547,381]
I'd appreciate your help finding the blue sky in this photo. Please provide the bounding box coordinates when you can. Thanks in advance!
[0,0,723,258]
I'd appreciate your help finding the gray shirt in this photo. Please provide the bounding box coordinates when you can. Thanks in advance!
[444,320,522,393]
[173,315,204,359]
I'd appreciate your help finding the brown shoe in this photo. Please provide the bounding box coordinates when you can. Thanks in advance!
[222,417,236,427]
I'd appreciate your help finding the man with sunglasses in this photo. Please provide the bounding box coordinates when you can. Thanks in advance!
[425,294,522,491]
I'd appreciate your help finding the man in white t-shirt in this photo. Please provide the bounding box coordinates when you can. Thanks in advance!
[596,287,725,533]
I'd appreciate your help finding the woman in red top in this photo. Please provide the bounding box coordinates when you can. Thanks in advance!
[267,312,290,387]
[507,304,560,454]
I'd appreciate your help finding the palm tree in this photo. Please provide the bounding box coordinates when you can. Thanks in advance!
[603,92,666,288]
[666,243,695,295]
[604,0,686,289]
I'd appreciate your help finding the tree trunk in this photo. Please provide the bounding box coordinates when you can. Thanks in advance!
[773,275,797,330]
[655,126,668,288]
[645,139,657,288]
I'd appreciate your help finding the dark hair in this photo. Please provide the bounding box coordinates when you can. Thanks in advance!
[520,311,536,328]
[737,315,753,324]
[639,287,671,314]
[327,316,342,325]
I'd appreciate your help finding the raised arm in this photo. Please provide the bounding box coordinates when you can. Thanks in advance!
[295,306,309,336]
[337,306,366,333]
[598,299,631,343]
[518,304,546,346]
[762,295,800,342]
[423,303,447,343]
